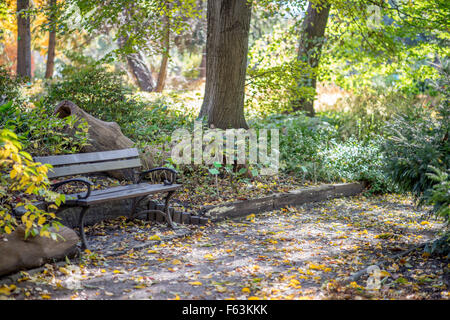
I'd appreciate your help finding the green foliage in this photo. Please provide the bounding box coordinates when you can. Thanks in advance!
[322,0,449,95]
[0,129,64,239]
[0,100,89,157]
[319,138,395,194]
[382,82,449,205]
[426,166,450,226]
[0,64,88,157]
[246,24,316,117]
[0,66,23,106]
[252,112,336,175]
[317,89,429,141]
[45,57,192,146]
[252,112,394,192]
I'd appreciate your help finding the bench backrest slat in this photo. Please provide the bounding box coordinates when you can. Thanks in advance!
[35,148,142,179]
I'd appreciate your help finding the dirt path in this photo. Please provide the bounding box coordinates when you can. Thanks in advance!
[1,194,448,300]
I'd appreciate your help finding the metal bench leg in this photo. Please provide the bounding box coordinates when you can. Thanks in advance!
[164,191,175,229]
[78,207,90,250]
[129,196,151,220]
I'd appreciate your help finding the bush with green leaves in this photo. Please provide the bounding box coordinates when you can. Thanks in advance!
[317,89,430,142]
[0,66,23,106]
[319,138,395,193]
[382,61,449,255]
[426,166,450,225]
[252,112,394,192]
[44,57,191,145]
[251,112,337,177]
[0,100,89,157]
[382,80,449,204]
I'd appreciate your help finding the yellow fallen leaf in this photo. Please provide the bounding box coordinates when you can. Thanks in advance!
[172,259,182,265]
[248,296,259,300]
[242,287,251,294]
[149,235,161,241]
[134,284,147,289]
[41,294,51,299]
[380,270,391,277]
[0,286,12,296]
[288,279,301,288]
[189,281,203,286]
[59,267,70,275]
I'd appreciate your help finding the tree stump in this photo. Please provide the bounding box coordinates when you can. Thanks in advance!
[55,100,137,180]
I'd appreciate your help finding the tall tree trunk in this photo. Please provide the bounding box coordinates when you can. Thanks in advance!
[155,17,170,93]
[17,0,31,79]
[197,0,207,79]
[118,36,156,92]
[118,7,155,92]
[45,0,56,79]
[291,0,331,116]
[199,0,252,129]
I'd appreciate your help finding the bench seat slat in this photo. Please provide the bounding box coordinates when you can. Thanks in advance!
[35,148,140,167]
[70,183,182,206]
[47,158,142,178]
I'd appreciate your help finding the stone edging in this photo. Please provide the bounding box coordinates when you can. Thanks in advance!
[199,182,366,222]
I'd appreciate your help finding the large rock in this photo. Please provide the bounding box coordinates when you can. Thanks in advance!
[0,225,79,277]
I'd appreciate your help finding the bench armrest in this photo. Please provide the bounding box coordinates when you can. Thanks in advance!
[139,167,178,185]
[51,178,94,199]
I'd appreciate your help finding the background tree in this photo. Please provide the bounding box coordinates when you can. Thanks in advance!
[291,0,330,116]
[199,0,252,129]
[118,7,156,92]
[44,0,57,78]
[16,0,31,78]
[155,15,170,92]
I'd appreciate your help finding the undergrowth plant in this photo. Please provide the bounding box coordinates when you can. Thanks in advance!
[0,129,64,239]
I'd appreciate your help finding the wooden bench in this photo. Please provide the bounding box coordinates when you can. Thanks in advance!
[33,148,181,250]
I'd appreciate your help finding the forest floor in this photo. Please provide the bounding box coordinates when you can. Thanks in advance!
[1,194,448,300]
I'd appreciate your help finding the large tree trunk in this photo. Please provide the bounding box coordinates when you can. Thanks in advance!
[118,36,156,92]
[45,0,56,79]
[155,17,170,93]
[17,0,31,78]
[118,7,155,92]
[199,0,252,129]
[291,0,331,116]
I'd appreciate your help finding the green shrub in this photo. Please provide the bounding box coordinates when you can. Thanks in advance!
[382,60,449,231]
[0,66,23,106]
[426,166,450,226]
[252,113,394,192]
[382,97,449,203]
[0,128,64,239]
[44,57,190,145]
[252,112,337,176]
[319,138,395,193]
[317,89,428,141]
[0,100,89,156]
